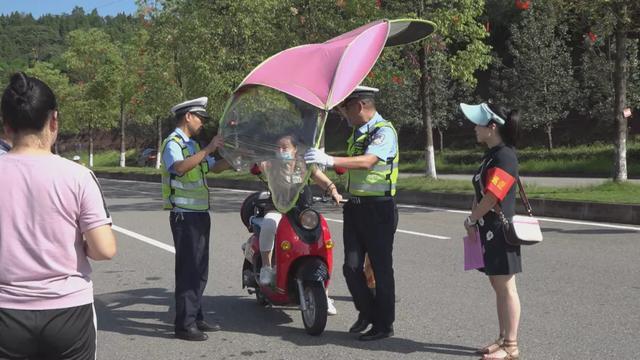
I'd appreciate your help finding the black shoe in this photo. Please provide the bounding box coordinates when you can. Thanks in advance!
[175,326,208,341]
[358,327,394,341]
[196,320,221,332]
[348,316,371,333]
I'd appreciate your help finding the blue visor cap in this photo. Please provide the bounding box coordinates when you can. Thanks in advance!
[459,103,506,126]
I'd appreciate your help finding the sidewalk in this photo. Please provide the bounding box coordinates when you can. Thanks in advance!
[400,173,640,187]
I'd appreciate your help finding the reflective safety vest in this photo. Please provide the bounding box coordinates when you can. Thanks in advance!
[346,120,399,197]
[161,135,210,210]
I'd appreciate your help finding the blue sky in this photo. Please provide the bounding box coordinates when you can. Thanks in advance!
[0,0,138,17]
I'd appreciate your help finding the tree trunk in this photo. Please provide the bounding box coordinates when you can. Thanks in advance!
[419,44,437,179]
[546,124,553,151]
[613,18,628,181]
[438,128,444,153]
[155,115,162,169]
[119,100,126,167]
[88,124,94,168]
[53,141,59,154]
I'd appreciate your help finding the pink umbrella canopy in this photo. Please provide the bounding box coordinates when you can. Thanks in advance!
[237,19,435,110]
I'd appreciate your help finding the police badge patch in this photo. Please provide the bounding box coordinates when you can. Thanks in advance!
[371,133,385,145]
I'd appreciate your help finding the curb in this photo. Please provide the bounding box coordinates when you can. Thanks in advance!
[95,172,640,225]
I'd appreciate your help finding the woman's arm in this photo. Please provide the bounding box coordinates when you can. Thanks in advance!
[464,192,498,238]
[470,192,498,222]
[310,166,342,205]
[84,225,116,260]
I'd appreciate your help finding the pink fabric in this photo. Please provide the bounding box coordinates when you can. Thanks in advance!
[239,20,389,109]
[0,154,112,310]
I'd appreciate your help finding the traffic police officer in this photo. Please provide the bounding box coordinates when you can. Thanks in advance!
[0,135,11,155]
[161,97,229,341]
[305,85,399,341]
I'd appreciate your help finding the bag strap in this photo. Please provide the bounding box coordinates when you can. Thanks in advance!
[493,177,534,218]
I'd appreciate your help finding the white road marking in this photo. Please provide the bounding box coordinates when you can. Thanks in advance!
[325,218,450,239]
[112,225,175,254]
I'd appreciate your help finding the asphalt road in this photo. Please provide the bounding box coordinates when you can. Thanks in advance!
[93,178,640,360]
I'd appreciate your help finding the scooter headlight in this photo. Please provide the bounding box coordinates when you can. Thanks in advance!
[299,209,319,230]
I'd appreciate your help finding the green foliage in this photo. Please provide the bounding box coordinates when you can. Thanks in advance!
[24,62,78,134]
[501,2,577,139]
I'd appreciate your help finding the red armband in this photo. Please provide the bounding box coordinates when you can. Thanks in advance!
[484,167,515,201]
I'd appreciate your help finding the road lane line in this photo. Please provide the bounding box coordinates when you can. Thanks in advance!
[325,218,450,239]
[112,225,175,254]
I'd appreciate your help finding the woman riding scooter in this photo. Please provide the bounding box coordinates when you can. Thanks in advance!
[257,134,342,315]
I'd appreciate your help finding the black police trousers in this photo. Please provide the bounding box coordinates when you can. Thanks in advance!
[342,198,398,332]
[170,211,210,332]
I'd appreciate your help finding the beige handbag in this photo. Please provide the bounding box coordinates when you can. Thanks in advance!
[495,178,543,246]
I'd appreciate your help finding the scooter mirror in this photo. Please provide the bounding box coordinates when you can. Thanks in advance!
[250,163,262,175]
[334,166,347,175]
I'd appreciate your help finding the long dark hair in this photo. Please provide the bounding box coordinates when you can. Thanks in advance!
[488,103,519,148]
[1,72,57,133]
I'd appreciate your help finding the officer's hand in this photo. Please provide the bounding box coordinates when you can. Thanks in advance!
[304,148,334,167]
[207,134,224,153]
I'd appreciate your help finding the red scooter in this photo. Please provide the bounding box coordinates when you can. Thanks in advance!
[239,167,334,335]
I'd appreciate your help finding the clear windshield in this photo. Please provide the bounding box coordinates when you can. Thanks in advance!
[218,86,326,213]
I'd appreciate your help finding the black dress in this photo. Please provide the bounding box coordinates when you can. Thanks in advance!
[472,144,522,275]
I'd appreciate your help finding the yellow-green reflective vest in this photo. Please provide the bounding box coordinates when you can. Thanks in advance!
[161,135,210,210]
[346,120,399,197]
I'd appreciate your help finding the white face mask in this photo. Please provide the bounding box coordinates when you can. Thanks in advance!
[276,151,294,161]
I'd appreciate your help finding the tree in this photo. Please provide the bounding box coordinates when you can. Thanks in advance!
[571,1,640,181]
[384,0,492,178]
[24,61,78,153]
[130,17,182,168]
[502,1,577,150]
[63,28,121,167]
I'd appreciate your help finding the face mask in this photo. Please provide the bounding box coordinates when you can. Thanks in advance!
[276,151,294,160]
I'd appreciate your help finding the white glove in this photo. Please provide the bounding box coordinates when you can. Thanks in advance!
[304,148,334,167]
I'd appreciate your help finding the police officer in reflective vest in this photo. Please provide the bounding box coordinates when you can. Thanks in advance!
[305,86,399,341]
[161,97,229,341]
[0,134,11,155]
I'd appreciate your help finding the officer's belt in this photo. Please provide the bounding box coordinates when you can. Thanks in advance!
[348,196,393,204]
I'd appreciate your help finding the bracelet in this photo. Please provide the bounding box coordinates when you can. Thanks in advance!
[324,182,336,195]
[465,216,477,226]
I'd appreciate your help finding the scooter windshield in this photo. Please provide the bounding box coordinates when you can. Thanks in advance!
[219,86,326,213]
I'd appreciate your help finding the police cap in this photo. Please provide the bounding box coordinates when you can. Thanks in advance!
[171,97,211,119]
[344,85,379,102]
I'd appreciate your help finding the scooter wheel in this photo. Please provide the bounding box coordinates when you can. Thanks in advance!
[300,282,328,335]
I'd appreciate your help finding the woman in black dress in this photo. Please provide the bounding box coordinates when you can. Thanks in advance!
[460,102,521,360]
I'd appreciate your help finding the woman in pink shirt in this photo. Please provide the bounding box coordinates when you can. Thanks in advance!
[0,72,116,360]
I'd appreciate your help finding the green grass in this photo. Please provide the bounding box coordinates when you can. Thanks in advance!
[61,149,139,167]
[398,141,640,176]
[525,181,640,204]
[394,176,640,204]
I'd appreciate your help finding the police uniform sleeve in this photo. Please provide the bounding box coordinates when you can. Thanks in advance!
[365,127,397,160]
[206,155,216,169]
[162,140,185,175]
[484,148,517,201]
